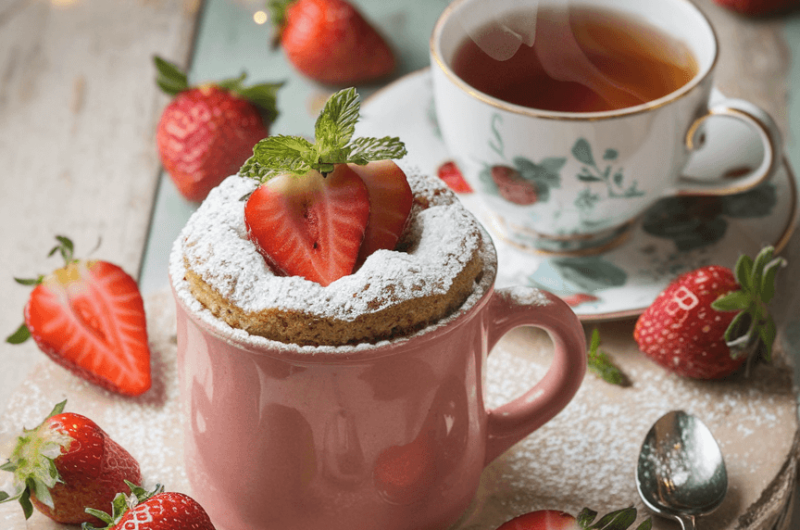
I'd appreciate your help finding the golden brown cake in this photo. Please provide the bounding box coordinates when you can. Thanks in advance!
[170,170,491,346]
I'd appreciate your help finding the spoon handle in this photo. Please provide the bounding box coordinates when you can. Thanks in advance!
[676,515,697,530]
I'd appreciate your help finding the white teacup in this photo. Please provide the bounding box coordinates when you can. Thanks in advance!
[430,0,782,255]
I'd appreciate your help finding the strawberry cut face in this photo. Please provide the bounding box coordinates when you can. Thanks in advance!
[24,261,152,396]
[244,164,370,287]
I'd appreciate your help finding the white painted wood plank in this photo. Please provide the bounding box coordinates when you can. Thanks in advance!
[0,0,200,409]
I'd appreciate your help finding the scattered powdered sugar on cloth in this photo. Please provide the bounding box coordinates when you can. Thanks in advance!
[0,293,796,530]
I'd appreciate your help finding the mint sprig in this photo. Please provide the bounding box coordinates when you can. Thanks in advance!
[711,246,786,367]
[153,56,284,123]
[587,329,631,387]
[239,87,407,183]
[576,507,651,530]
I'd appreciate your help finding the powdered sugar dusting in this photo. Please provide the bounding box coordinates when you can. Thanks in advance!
[457,333,797,530]
[504,286,551,307]
[176,172,483,320]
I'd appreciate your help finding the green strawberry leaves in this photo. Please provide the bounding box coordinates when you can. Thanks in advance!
[153,56,283,123]
[587,329,630,387]
[0,401,70,519]
[576,506,651,530]
[7,236,78,344]
[240,87,406,182]
[83,481,163,530]
[154,56,189,96]
[711,246,786,364]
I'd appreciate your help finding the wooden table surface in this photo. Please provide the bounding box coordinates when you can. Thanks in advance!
[2,0,800,526]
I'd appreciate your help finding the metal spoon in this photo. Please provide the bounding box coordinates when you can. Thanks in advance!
[636,410,728,530]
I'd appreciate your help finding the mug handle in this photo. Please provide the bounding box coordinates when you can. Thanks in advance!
[676,99,782,196]
[483,287,586,466]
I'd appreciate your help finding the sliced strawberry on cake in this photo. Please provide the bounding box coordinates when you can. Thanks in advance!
[349,159,413,267]
[239,87,409,286]
[6,236,151,396]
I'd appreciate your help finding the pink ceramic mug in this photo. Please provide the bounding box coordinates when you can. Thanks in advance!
[171,244,586,530]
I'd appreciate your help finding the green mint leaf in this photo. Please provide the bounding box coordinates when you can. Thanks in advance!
[0,461,17,472]
[577,508,598,528]
[711,290,751,312]
[587,507,636,530]
[587,329,630,387]
[6,323,30,345]
[243,135,315,181]
[236,82,285,123]
[348,136,408,165]
[635,519,653,530]
[315,87,360,156]
[153,55,189,96]
[760,257,786,304]
[734,253,753,291]
[243,88,405,179]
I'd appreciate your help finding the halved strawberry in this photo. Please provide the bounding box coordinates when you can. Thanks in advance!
[244,164,370,286]
[238,88,407,286]
[6,237,151,396]
[349,160,413,267]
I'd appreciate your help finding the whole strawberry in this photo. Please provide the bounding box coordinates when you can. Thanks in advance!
[634,247,785,379]
[84,482,216,530]
[268,0,396,85]
[713,0,798,16]
[0,401,141,525]
[496,506,651,530]
[6,236,151,396]
[154,56,283,202]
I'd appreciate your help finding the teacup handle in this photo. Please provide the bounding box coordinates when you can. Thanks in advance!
[483,287,586,465]
[677,99,782,195]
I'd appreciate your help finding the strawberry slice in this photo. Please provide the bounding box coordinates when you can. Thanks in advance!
[237,88,407,286]
[244,164,370,286]
[7,237,151,397]
[349,160,413,267]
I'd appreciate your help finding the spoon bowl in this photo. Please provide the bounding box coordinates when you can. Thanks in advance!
[636,410,728,530]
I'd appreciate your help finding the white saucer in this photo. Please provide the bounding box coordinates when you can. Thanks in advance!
[356,69,798,321]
